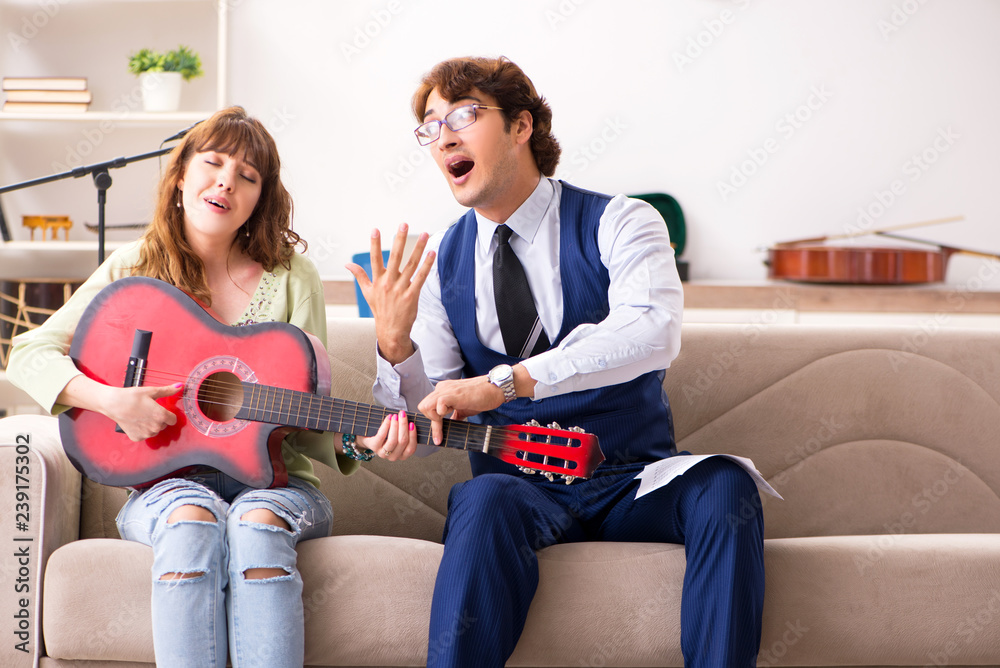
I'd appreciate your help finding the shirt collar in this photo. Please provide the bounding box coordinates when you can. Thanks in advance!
[476,177,555,251]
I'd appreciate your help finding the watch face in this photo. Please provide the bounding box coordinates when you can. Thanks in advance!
[490,364,512,383]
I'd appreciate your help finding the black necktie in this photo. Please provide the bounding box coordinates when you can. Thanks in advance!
[492,225,550,358]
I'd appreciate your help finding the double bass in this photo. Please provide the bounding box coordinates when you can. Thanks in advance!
[765,216,1000,285]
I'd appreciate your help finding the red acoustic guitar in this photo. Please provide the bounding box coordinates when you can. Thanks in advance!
[59,277,603,489]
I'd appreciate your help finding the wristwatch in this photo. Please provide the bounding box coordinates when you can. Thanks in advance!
[487,364,517,403]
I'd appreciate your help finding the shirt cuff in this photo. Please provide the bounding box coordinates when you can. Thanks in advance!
[520,354,560,400]
[36,364,83,416]
[373,340,428,409]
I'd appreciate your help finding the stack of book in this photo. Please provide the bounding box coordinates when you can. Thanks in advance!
[2,77,91,113]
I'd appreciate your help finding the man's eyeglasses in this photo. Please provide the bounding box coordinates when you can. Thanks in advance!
[414,104,503,146]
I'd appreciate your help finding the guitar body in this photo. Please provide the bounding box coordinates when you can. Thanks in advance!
[60,277,331,488]
[60,277,604,489]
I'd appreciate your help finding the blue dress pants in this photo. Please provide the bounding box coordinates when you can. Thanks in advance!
[426,458,765,668]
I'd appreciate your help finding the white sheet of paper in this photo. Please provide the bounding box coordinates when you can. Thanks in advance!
[634,454,783,500]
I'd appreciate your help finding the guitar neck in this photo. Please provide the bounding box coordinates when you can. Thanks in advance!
[236,383,492,452]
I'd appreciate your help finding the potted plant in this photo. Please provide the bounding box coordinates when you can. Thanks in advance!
[128,45,203,112]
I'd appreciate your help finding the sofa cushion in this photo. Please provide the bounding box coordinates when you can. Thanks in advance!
[43,533,1000,667]
[758,534,1000,667]
[43,540,154,663]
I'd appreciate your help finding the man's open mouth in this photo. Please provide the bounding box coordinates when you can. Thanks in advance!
[448,160,474,179]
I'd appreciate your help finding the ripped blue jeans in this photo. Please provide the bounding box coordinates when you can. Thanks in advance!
[116,472,333,668]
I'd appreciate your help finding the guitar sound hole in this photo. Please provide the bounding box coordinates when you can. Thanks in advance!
[197,371,244,422]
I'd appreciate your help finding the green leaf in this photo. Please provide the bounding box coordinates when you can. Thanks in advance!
[128,45,203,81]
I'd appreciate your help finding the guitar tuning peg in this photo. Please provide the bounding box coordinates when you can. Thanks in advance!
[543,472,555,482]
[561,475,577,485]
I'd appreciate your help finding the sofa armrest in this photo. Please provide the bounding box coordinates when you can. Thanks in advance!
[0,414,82,667]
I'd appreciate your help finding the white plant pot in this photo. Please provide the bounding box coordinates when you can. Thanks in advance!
[139,71,183,112]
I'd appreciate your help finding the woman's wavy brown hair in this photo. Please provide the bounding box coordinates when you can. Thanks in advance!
[412,56,561,176]
[132,106,302,306]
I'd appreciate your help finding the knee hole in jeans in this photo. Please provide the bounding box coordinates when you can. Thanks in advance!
[240,507,290,530]
[167,503,217,524]
[159,504,217,581]
[239,508,292,580]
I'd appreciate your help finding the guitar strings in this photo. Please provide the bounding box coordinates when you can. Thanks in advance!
[131,368,584,471]
[136,367,562,443]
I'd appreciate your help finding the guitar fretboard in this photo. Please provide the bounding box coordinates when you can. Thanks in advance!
[237,383,494,452]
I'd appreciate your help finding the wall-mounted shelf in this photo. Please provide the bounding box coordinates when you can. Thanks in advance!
[0,241,127,279]
[0,0,227,118]
[0,111,214,122]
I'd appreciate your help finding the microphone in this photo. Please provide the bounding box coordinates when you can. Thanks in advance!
[162,120,204,144]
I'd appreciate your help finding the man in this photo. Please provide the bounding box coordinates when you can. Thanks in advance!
[348,56,764,667]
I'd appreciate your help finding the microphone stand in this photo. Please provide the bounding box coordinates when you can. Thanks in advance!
[0,145,175,265]
[0,199,9,243]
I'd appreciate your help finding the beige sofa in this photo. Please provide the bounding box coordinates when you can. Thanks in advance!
[2,318,1000,667]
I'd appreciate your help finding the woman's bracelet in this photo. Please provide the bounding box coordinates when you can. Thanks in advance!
[342,433,374,461]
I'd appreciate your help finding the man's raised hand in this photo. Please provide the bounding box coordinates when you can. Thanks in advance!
[345,223,435,364]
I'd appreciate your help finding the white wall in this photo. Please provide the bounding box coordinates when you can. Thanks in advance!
[3,0,999,290]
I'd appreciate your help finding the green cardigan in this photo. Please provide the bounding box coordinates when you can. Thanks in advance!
[7,240,357,486]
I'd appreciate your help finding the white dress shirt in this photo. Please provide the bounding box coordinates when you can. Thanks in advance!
[374,177,683,412]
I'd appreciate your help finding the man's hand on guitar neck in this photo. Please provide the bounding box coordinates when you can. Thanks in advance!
[59,375,182,442]
[418,364,537,445]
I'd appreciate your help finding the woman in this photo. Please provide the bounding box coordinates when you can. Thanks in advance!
[7,106,414,667]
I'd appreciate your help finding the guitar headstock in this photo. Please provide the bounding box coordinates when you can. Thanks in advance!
[493,420,604,483]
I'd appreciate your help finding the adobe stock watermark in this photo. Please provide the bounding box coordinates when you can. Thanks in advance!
[558,116,628,182]
[924,589,1000,667]
[887,312,951,373]
[263,106,296,136]
[679,287,796,405]
[844,126,959,238]
[384,145,431,193]
[6,0,71,52]
[672,0,754,73]
[717,85,833,202]
[340,0,404,63]
[543,0,590,31]
[426,609,478,666]
[304,232,344,267]
[853,458,966,576]
[49,104,295,175]
[393,459,461,524]
[728,415,848,532]
[943,256,1000,312]
[886,256,1000,372]
[758,620,810,667]
[877,0,931,40]
[579,579,683,667]
[45,75,161,172]
[301,569,351,624]
[773,415,849,487]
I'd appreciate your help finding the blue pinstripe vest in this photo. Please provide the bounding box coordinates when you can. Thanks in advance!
[438,181,676,477]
